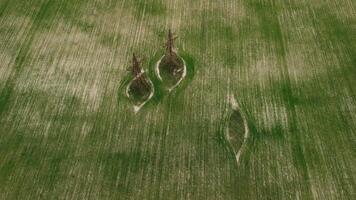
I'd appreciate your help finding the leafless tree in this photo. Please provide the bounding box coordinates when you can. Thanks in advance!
[163,29,181,72]
[132,53,141,77]
[165,29,178,57]
[130,53,150,94]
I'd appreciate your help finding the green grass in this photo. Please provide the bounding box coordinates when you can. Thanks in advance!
[0,0,355,199]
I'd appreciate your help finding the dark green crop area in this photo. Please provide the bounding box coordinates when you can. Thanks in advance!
[0,0,355,199]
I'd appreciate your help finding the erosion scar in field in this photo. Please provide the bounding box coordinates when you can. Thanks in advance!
[225,95,249,166]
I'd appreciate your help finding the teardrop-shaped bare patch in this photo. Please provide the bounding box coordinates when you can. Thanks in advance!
[126,72,154,113]
[155,53,186,92]
[225,95,249,165]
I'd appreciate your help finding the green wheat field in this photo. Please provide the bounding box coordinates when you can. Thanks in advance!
[0,0,355,199]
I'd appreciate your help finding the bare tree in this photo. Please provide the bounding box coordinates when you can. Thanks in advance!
[132,53,141,77]
[165,29,178,57]
[130,53,150,94]
[163,29,181,72]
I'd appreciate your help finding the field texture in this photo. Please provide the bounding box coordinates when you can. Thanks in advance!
[0,0,355,199]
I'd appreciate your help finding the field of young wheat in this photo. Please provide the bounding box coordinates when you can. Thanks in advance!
[0,0,355,199]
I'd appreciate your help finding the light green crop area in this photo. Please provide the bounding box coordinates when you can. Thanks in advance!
[0,0,355,199]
